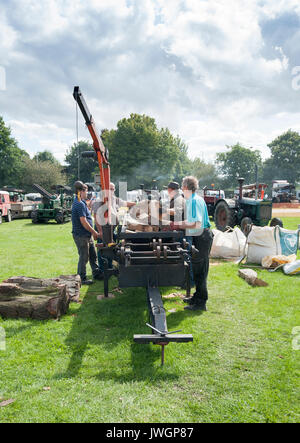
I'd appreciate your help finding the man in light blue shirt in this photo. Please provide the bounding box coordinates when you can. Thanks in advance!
[185,190,211,236]
[172,176,213,311]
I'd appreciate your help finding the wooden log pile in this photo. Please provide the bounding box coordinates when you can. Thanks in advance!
[0,275,81,320]
[126,199,162,232]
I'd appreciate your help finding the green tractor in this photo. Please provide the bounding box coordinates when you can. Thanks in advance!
[31,184,73,224]
[214,178,282,235]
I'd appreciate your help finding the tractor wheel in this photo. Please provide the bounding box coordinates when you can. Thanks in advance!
[240,217,252,236]
[5,210,12,222]
[31,211,39,224]
[270,217,283,228]
[214,201,236,231]
[0,213,2,224]
[55,212,64,224]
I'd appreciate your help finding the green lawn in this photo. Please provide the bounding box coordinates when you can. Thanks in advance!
[0,218,299,423]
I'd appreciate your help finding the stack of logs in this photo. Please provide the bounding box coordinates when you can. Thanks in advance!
[126,200,162,232]
[0,275,81,320]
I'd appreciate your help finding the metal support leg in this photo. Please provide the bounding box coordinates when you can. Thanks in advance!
[103,260,119,298]
[161,343,166,366]
[133,286,193,365]
[103,259,109,298]
[186,262,191,298]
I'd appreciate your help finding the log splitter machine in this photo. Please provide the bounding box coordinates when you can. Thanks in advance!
[73,87,193,365]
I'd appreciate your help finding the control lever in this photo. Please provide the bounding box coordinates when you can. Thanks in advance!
[145,323,182,366]
[145,323,182,336]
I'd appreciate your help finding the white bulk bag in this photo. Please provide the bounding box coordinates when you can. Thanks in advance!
[210,228,246,259]
[246,225,300,264]
[274,227,299,256]
[246,226,278,264]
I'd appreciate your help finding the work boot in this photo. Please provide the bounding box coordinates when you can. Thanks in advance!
[81,279,94,285]
[183,296,194,304]
[184,302,207,311]
[93,272,104,281]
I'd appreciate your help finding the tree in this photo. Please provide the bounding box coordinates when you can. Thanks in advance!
[190,158,222,189]
[64,141,99,186]
[102,113,188,189]
[267,130,300,184]
[216,143,262,189]
[171,136,193,184]
[21,158,66,192]
[33,150,60,166]
[0,116,29,187]
[262,157,276,189]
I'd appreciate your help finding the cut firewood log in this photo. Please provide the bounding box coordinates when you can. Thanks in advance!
[4,275,81,302]
[54,275,81,302]
[0,283,69,320]
[0,275,81,320]
[238,269,268,287]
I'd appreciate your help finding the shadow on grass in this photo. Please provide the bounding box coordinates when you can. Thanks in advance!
[55,282,197,382]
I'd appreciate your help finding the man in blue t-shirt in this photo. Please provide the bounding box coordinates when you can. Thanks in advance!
[72,181,102,285]
[171,176,213,311]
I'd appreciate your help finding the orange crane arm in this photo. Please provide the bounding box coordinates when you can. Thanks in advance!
[73,87,113,241]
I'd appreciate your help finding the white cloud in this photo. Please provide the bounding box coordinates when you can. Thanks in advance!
[8,119,74,162]
[0,10,18,59]
[0,0,300,174]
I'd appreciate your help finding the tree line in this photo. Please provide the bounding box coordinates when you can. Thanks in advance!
[0,114,299,194]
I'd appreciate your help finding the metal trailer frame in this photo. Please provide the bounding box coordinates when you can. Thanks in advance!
[99,231,194,365]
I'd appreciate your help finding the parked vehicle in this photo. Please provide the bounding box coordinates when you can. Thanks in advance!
[31,184,72,224]
[200,187,225,217]
[272,180,296,203]
[213,178,281,234]
[1,187,38,219]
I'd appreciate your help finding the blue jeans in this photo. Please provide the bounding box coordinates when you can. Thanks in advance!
[73,235,99,280]
[190,229,214,304]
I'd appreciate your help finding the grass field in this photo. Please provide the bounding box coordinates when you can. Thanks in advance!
[0,218,299,423]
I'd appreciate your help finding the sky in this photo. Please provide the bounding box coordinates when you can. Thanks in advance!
[1,0,300,164]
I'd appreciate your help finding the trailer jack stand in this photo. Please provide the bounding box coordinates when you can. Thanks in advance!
[157,342,168,366]
[133,287,193,365]
[146,322,183,366]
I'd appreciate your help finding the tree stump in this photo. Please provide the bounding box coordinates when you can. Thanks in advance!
[0,275,81,320]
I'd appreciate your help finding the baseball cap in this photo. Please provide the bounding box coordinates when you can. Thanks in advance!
[167,181,180,190]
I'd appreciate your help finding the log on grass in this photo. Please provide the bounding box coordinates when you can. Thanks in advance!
[4,275,81,302]
[0,275,81,320]
[238,269,268,287]
[0,283,69,319]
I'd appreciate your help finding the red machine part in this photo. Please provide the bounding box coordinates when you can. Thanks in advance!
[73,86,111,225]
